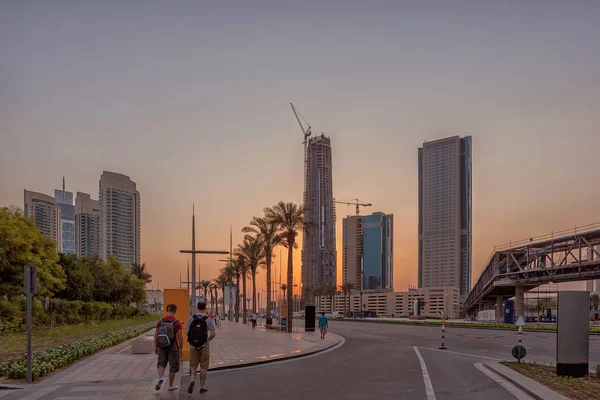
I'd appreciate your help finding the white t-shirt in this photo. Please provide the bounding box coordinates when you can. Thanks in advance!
[185,313,216,348]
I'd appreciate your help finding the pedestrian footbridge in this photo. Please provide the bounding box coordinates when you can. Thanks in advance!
[464,223,600,318]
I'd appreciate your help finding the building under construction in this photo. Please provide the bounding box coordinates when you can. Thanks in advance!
[302,134,337,289]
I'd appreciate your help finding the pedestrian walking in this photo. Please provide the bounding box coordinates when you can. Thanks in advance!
[319,312,328,339]
[186,302,216,394]
[153,304,183,392]
[215,314,220,328]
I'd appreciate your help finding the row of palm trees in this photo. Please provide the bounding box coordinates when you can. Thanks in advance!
[203,200,369,332]
[205,201,306,333]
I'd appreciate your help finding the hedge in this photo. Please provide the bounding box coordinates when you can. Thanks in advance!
[0,300,140,335]
[0,321,154,381]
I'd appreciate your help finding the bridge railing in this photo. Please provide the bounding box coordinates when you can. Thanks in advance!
[465,222,600,310]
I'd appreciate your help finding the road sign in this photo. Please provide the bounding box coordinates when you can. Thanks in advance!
[512,344,527,362]
[24,265,37,295]
[515,316,525,326]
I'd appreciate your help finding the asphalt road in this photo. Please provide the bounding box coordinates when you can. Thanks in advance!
[180,320,591,399]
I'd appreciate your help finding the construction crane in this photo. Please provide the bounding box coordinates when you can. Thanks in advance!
[333,198,372,216]
[290,102,312,145]
[290,102,313,209]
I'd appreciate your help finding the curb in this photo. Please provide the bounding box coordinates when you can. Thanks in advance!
[207,332,344,372]
[334,318,600,335]
[0,384,28,390]
[482,361,568,400]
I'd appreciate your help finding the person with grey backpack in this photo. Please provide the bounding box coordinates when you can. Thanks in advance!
[153,304,183,392]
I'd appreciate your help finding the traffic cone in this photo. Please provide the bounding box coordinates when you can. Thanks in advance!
[439,317,447,350]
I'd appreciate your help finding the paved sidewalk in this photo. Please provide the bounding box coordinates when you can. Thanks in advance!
[0,320,342,400]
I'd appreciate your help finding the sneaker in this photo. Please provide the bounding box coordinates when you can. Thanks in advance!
[188,380,195,394]
[155,378,165,391]
[168,386,178,391]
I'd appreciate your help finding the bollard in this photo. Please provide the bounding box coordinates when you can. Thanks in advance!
[439,316,447,350]
[518,325,522,344]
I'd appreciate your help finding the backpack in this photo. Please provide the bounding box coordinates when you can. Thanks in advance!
[187,315,209,349]
[156,318,178,349]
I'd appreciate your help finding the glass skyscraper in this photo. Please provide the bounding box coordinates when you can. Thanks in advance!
[343,212,394,291]
[418,136,472,300]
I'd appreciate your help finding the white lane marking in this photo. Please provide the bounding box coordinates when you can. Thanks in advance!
[502,345,533,350]
[424,336,439,340]
[474,363,534,400]
[413,346,437,400]
[419,347,501,361]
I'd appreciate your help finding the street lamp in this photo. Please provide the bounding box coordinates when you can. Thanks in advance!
[179,206,229,312]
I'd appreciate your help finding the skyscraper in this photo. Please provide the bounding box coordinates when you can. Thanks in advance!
[24,189,61,252]
[343,212,394,291]
[55,178,75,254]
[418,135,472,300]
[75,191,101,257]
[302,134,336,288]
[99,171,140,266]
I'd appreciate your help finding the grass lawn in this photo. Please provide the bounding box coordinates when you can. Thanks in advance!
[501,361,600,399]
[0,314,157,362]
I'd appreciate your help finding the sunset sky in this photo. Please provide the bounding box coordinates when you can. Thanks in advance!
[1,2,599,298]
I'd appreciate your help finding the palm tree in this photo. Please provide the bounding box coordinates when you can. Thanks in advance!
[215,274,228,318]
[199,280,211,302]
[341,283,355,317]
[220,264,235,321]
[237,234,266,314]
[232,251,250,324]
[130,263,152,284]
[314,286,323,311]
[281,283,287,300]
[264,201,310,333]
[328,284,336,312]
[303,285,314,307]
[242,217,283,324]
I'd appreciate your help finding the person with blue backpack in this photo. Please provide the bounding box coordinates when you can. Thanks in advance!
[153,304,183,392]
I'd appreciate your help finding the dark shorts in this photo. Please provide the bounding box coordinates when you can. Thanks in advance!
[157,345,180,373]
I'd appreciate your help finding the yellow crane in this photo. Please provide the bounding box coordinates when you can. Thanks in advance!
[333,198,372,216]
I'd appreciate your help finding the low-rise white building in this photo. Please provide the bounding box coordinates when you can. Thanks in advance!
[317,286,460,318]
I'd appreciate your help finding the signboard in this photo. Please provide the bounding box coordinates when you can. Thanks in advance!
[24,265,37,295]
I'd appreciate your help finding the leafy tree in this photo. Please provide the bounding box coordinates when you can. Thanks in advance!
[0,207,64,300]
[264,201,310,333]
[130,263,152,284]
[55,253,94,301]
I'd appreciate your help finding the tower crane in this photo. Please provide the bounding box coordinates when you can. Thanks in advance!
[333,198,372,216]
[290,102,312,145]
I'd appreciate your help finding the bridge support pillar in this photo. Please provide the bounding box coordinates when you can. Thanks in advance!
[515,283,525,320]
[496,296,503,322]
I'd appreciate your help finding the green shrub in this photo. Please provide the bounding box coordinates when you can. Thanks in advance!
[0,321,154,380]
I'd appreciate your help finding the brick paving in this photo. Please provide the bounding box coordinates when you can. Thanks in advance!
[0,320,342,400]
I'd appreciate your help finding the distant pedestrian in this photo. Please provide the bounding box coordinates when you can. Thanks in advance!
[215,314,220,328]
[186,302,216,394]
[319,312,328,339]
[208,311,214,320]
[154,304,183,392]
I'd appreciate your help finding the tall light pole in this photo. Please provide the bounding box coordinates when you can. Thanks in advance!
[179,205,228,312]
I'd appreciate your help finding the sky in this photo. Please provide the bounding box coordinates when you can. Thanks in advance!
[1,1,599,299]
